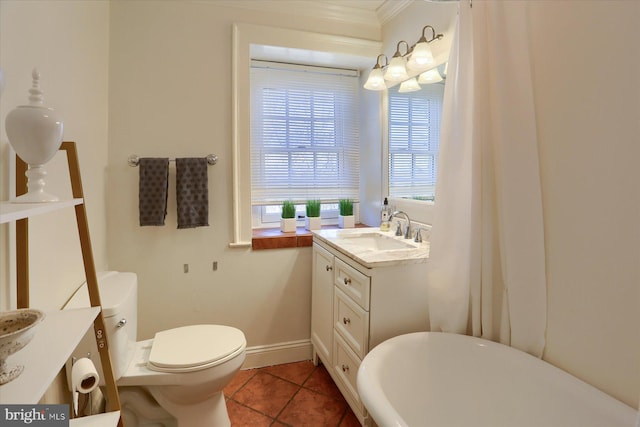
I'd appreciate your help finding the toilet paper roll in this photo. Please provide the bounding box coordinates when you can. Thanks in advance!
[71,357,99,394]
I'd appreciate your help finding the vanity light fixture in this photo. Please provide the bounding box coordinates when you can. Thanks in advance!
[363,25,443,91]
[418,68,443,84]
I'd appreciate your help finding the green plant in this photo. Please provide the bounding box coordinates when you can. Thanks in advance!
[339,198,353,216]
[281,200,296,219]
[306,200,321,218]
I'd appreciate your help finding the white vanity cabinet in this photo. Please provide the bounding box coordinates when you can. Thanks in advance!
[310,243,335,366]
[311,234,429,426]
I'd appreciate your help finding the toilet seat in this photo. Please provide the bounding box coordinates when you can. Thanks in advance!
[147,325,246,373]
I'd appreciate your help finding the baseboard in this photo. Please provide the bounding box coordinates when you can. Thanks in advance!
[242,339,313,369]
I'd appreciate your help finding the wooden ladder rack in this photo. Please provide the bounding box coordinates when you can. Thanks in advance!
[15,141,123,426]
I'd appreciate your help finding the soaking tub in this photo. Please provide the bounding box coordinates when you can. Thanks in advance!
[357,332,637,427]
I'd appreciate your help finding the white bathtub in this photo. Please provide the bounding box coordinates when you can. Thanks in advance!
[357,332,637,427]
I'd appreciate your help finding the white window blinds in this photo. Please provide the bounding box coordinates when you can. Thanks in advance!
[388,84,444,200]
[251,62,360,204]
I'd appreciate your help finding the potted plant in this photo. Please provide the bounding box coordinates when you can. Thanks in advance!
[338,198,355,228]
[280,200,297,232]
[305,199,322,231]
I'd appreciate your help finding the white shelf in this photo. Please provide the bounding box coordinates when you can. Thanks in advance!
[70,411,121,427]
[0,307,100,404]
[0,199,84,224]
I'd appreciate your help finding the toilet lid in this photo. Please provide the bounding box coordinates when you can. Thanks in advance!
[147,325,246,373]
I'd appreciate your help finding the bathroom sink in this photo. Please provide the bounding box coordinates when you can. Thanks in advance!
[337,233,417,251]
[313,228,429,268]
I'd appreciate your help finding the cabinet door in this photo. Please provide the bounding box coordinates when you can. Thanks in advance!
[311,243,334,365]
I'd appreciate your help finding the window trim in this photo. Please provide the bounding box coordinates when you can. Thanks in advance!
[231,23,381,246]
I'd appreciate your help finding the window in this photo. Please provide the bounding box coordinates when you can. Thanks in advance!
[251,61,359,226]
[388,83,444,201]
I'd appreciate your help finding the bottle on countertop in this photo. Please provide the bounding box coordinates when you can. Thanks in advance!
[380,197,391,231]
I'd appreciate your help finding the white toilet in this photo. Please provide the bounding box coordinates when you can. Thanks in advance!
[65,271,246,427]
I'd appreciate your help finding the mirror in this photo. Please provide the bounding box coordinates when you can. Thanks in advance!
[385,73,445,203]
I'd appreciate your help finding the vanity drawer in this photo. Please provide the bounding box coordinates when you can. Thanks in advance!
[333,331,364,415]
[334,287,369,358]
[334,257,370,310]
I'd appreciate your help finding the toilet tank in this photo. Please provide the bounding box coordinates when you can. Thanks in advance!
[64,271,138,385]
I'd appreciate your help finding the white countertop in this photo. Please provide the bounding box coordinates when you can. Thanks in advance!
[312,227,429,268]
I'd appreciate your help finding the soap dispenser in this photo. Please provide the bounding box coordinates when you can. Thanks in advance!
[380,197,391,231]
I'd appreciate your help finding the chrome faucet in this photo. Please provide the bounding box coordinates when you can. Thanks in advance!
[390,210,411,239]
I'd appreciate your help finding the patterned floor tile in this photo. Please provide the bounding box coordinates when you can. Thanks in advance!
[226,399,273,426]
[303,365,345,402]
[277,387,347,427]
[225,361,361,426]
[232,371,300,418]
[225,368,257,397]
[263,361,316,385]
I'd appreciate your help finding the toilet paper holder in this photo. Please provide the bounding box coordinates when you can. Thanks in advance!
[71,352,94,373]
[71,353,98,417]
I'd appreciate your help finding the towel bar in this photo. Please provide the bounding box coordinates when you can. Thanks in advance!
[128,154,218,167]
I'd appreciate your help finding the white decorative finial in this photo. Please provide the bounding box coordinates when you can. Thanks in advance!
[5,68,64,203]
[28,68,44,105]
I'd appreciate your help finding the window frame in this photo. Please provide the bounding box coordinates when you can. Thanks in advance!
[231,23,381,245]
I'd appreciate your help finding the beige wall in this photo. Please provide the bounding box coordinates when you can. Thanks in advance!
[105,1,380,347]
[0,0,110,310]
[528,0,640,408]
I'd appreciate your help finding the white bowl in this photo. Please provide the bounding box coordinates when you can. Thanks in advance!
[0,309,45,384]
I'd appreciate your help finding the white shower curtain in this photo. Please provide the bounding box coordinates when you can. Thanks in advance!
[426,0,547,357]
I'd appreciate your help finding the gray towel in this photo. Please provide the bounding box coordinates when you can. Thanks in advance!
[176,157,209,229]
[139,158,169,226]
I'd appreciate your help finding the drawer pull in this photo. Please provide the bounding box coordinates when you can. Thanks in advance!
[342,317,351,325]
[341,364,350,373]
[343,277,351,285]
[326,265,333,271]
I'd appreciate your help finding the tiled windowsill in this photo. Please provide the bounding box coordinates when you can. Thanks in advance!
[252,224,367,250]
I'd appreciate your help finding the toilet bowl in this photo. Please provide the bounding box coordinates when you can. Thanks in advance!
[119,387,175,427]
[65,272,246,427]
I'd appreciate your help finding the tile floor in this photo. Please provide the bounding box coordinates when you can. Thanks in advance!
[224,360,361,427]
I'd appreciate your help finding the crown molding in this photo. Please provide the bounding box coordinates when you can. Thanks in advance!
[377,0,413,25]
[214,1,380,30]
